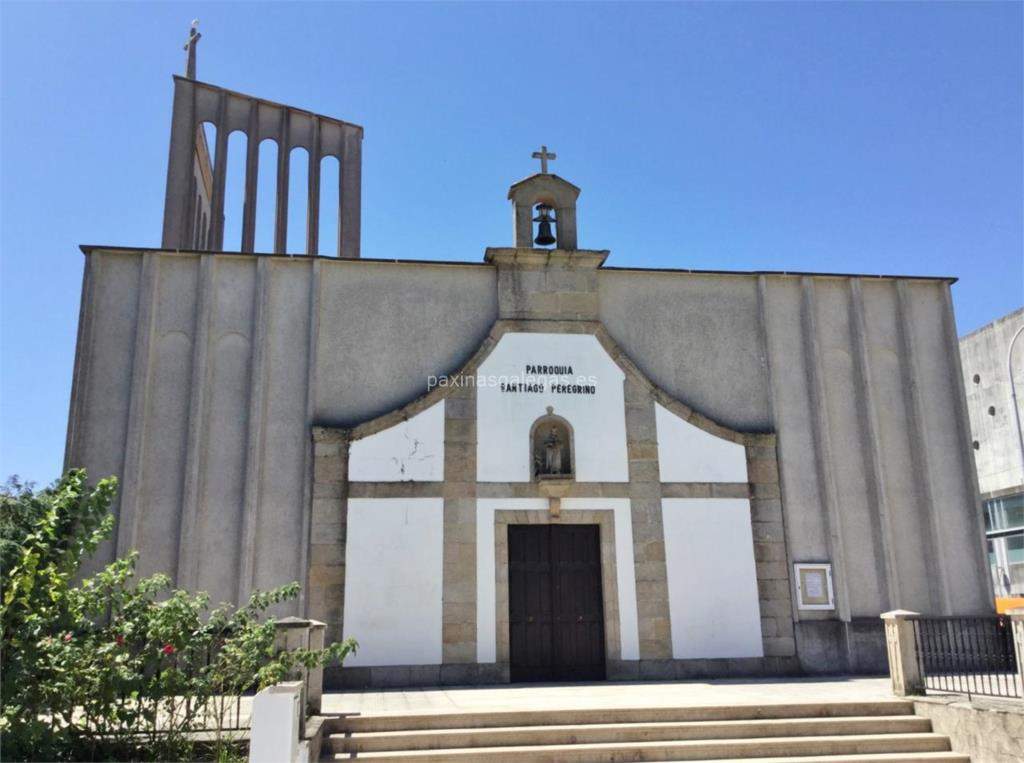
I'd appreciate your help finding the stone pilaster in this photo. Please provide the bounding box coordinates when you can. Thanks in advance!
[1010,608,1024,697]
[442,381,477,666]
[747,436,797,657]
[624,377,672,662]
[881,610,924,696]
[308,428,348,645]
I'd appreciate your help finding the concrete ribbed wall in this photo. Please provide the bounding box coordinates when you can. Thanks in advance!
[66,249,990,622]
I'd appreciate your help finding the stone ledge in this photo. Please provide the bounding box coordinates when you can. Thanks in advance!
[484,247,609,268]
[912,694,1024,763]
[325,656,806,689]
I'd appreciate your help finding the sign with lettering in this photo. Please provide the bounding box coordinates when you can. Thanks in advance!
[501,365,597,395]
[476,333,628,482]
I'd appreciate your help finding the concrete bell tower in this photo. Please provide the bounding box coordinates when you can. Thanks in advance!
[485,147,608,322]
[508,146,581,250]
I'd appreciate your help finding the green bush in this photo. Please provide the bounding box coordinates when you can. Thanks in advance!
[1,470,356,761]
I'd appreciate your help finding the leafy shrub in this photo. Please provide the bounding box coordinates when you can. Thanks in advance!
[1,470,356,761]
[1,475,40,574]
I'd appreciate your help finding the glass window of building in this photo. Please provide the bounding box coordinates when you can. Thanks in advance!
[985,493,1024,597]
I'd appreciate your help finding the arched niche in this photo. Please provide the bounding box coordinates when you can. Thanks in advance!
[530,408,574,480]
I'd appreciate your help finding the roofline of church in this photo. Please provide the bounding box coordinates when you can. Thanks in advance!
[599,264,958,284]
[172,75,364,134]
[76,244,958,284]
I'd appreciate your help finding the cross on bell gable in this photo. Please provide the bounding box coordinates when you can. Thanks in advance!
[531,145,556,174]
[507,163,581,250]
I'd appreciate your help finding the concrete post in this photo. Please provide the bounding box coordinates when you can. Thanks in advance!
[274,110,291,254]
[209,92,229,250]
[241,100,259,252]
[514,203,533,248]
[161,78,197,248]
[306,620,326,714]
[1008,608,1024,696]
[881,610,924,696]
[339,127,362,258]
[273,617,327,715]
[306,120,321,256]
[554,206,577,249]
[248,681,302,763]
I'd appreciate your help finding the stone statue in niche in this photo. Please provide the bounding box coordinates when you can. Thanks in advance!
[544,427,563,475]
[532,408,572,479]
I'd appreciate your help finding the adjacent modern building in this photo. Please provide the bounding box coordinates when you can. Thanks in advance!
[960,308,1024,603]
[64,48,993,688]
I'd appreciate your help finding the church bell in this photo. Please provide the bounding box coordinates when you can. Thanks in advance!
[532,204,556,247]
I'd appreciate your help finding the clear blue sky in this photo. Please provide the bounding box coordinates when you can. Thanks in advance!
[2,1,1021,486]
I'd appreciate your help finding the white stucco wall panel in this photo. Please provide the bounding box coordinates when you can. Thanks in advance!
[349,401,445,482]
[343,498,444,666]
[476,333,628,482]
[654,403,747,482]
[663,498,763,659]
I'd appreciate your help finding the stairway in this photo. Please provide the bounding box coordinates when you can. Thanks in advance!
[321,700,968,761]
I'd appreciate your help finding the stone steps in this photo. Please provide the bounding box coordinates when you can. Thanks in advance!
[321,701,965,761]
[330,716,932,753]
[659,756,968,763]
[335,700,916,733]
[325,735,960,762]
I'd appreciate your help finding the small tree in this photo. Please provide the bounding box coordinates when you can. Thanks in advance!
[1,470,356,761]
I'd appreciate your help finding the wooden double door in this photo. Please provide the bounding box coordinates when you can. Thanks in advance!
[508,524,606,682]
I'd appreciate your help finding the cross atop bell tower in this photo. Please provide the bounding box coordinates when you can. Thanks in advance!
[531,145,556,174]
[183,20,201,80]
[507,147,580,249]
[161,21,363,257]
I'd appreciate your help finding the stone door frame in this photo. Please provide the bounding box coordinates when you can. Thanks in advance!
[494,508,622,668]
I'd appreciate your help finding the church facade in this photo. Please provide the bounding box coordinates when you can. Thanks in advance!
[65,57,992,688]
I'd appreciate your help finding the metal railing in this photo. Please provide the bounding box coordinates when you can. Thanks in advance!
[910,615,1021,699]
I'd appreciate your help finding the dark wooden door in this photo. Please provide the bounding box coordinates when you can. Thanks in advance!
[508,524,605,682]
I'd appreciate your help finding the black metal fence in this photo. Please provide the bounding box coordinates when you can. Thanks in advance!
[910,615,1021,699]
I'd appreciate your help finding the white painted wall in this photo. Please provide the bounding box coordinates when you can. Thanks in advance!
[348,401,444,482]
[476,333,628,482]
[475,498,639,663]
[655,403,748,483]
[342,498,443,666]
[248,681,302,763]
[662,498,763,659]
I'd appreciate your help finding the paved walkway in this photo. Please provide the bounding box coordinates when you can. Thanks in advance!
[321,677,896,716]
